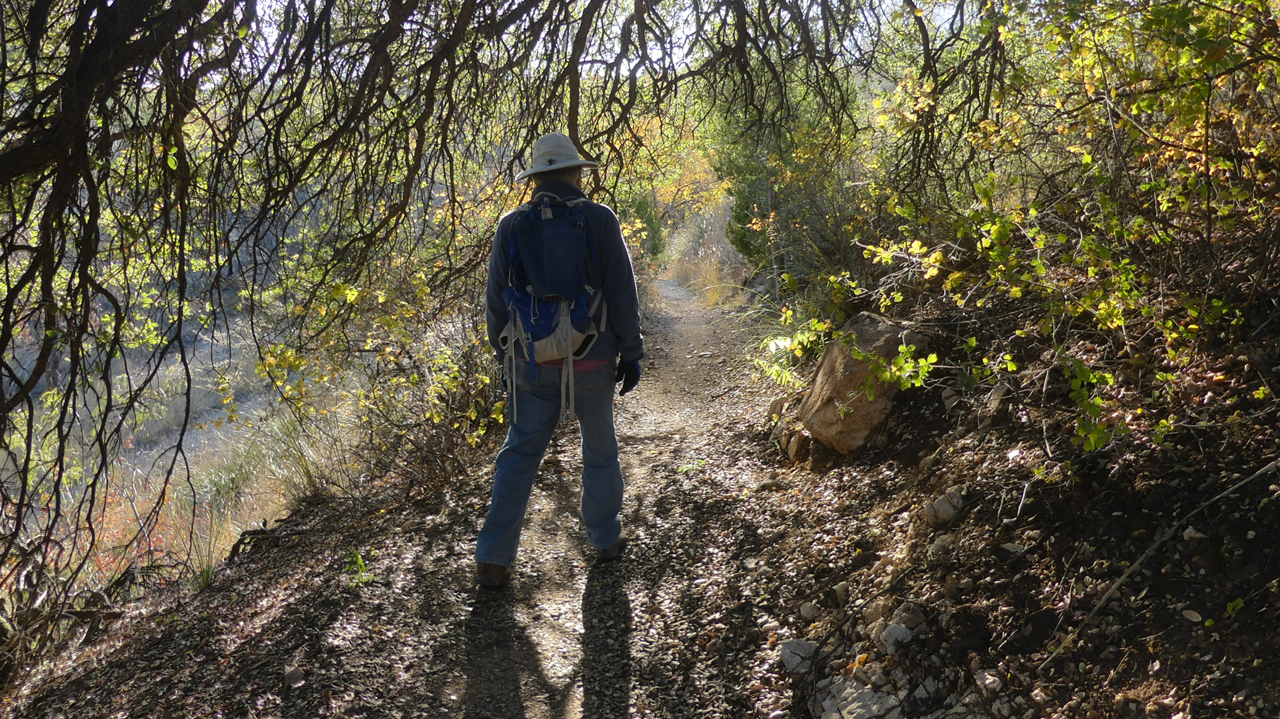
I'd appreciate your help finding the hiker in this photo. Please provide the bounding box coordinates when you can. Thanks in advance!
[476,132,644,589]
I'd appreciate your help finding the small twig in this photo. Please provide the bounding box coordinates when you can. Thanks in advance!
[60,609,123,623]
[1015,482,1030,519]
[1037,458,1280,673]
[1247,303,1280,342]
[1206,656,1280,684]
[1104,648,1132,688]
[226,528,306,562]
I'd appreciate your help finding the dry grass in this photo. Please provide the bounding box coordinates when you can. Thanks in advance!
[664,260,744,306]
[662,197,751,306]
[82,401,360,592]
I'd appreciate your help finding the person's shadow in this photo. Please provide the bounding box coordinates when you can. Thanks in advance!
[581,561,633,717]
[461,590,551,718]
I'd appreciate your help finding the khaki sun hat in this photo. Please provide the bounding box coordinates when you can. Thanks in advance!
[515,132,600,181]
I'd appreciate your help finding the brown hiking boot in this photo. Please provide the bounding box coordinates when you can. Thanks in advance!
[596,538,625,562]
[475,562,508,589]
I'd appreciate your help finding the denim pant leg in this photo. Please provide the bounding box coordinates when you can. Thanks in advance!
[475,363,562,568]
[573,364,624,551]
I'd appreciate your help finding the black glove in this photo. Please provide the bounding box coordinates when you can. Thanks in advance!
[616,358,641,396]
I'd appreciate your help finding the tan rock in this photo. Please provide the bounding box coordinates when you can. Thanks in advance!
[863,597,894,624]
[796,313,926,454]
[768,396,786,422]
[928,533,956,557]
[922,485,966,528]
[785,431,811,464]
[766,391,807,428]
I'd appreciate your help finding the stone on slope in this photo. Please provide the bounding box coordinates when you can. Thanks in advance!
[878,623,913,654]
[892,602,926,629]
[922,485,965,528]
[863,597,894,623]
[766,392,804,423]
[780,639,818,673]
[817,678,902,719]
[975,669,1003,695]
[785,430,812,463]
[796,313,927,454]
[928,533,956,558]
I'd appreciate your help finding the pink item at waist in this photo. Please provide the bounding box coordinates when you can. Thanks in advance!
[518,358,609,372]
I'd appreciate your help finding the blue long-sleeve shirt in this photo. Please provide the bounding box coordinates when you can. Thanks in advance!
[486,180,644,364]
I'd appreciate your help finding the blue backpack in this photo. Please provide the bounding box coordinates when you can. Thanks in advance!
[497,191,607,421]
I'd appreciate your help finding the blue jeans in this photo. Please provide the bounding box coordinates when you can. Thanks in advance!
[476,362,623,568]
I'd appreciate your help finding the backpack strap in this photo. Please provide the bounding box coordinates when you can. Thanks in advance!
[530,189,581,203]
[578,211,606,334]
[498,322,520,424]
[507,204,538,290]
[507,352,520,424]
[562,354,575,416]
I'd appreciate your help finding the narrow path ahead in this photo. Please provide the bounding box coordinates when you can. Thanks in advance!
[451,279,769,718]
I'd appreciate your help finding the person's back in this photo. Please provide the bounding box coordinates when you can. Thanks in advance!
[475,132,644,589]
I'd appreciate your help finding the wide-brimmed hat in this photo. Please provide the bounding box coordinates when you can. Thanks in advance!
[514,132,599,181]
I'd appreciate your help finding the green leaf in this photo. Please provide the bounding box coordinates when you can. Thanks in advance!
[166,155,178,170]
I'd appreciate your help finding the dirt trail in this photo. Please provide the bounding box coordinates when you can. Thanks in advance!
[5,279,780,719]
[448,279,763,718]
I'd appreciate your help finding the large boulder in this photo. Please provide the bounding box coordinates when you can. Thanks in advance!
[796,313,926,454]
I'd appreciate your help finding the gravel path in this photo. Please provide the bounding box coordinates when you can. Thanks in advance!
[456,278,771,717]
